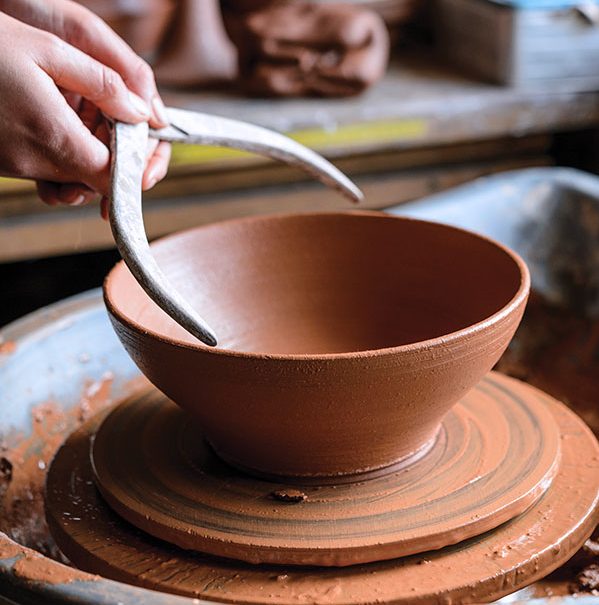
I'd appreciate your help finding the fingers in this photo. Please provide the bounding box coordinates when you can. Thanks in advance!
[36,181,63,206]
[59,2,168,128]
[38,139,170,218]
[143,141,171,190]
[37,136,169,214]
[36,36,154,125]
[78,97,104,133]
[0,8,168,216]
[100,196,109,221]
[6,0,168,127]
[1,0,168,127]
[37,106,170,217]
[146,137,160,165]
[14,67,112,193]
[97,139,170,221]
[37,180,96,206]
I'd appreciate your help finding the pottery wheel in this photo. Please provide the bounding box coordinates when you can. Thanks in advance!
[87,373,560,566]
[91,376,559,565]
[86,372,560,567]
[45,374,599,604]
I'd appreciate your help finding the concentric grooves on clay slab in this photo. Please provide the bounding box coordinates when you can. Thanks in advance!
[44,373,599,605]
[87,372,560,566]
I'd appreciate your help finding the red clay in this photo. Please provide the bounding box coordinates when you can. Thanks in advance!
[104,212,530,478]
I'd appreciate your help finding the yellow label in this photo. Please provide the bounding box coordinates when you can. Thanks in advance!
[169,118,428,167]
[292,118,427,149]
[0,177,35,192]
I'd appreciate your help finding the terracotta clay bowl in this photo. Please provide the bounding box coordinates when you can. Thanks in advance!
[104,211,530,480]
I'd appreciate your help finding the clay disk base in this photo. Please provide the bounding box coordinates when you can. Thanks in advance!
[46,375,599,605]
[85,373,561,567]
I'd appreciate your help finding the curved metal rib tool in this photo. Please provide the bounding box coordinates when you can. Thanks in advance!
[109,107,364,347]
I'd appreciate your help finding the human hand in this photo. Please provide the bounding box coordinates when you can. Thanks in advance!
[222,1,389,97]
[0,1,171,214]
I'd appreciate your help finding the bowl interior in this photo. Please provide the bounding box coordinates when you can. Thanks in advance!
[106,213,525,355]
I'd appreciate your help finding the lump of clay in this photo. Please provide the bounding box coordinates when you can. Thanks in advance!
[153,0,238,87]
[222,0,390,96]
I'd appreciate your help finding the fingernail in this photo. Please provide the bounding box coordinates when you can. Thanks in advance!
[145,167,159,189]
[71,194,86,206]
[152,96,169,127]
[129,92,150,118]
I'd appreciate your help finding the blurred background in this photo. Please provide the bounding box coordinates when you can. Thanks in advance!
[3,0,599,325]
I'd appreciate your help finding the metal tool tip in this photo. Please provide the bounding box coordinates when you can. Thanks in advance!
[341,180,364,204]
[350,186,365,204]
[197,329,218,348]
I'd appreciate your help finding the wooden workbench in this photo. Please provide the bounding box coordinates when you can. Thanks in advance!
[2,54,599,262]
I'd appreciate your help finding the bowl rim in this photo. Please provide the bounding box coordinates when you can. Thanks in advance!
[103,211,531,361]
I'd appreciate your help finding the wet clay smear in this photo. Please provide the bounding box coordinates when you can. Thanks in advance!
[518,528,599,598]
[0,373,126,561]
[0,338,16,355]
[41,387,599,604]
[497,291,599,597]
